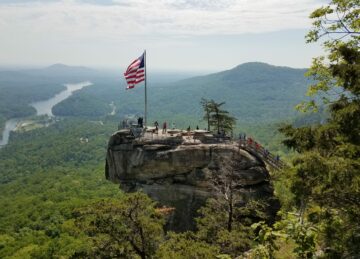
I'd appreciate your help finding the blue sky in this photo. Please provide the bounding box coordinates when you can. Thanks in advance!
[0,0,326,71]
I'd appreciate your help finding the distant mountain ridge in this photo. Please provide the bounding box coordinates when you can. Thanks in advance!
[0,61,312,128]
[45,63,91,70]
[23,63,98,79]
[50,62,311,124]
[147,62,310,124]
[176,62,307,86]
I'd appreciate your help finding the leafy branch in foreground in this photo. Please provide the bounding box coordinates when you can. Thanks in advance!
[73,192,165,259]
[279,0,360,257]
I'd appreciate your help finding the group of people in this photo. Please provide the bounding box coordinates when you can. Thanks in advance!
[186,125,200,132]
[122,118,281,164]
[152,121,202,134]
[153,121,177,134]
[239,132,281,164]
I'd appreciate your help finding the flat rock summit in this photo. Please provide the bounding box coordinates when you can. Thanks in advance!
[105,129,279,231]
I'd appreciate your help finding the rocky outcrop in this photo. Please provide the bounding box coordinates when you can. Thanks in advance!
[105,129,278,231]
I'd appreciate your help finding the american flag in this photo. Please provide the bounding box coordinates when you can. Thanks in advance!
[124,53,145,89]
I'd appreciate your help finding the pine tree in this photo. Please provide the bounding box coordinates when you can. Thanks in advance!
[201,99,236,134]
[279,0,360,256]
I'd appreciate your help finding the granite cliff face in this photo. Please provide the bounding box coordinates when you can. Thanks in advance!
[105,129,278,231]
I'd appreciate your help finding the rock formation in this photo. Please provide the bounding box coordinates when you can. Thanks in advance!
[105,129,278,231]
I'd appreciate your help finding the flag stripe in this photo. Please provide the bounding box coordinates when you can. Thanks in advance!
[124,70,144,79]
[124,53,145,89]
[125,73,145,79]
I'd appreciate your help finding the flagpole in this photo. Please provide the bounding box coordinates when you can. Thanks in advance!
[144,50,147,128]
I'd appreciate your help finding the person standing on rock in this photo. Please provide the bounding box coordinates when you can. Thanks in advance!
[137,117,143,128]
[247,137,253,146]
[162,121,167,134]
[264,149,269,158]
[154,121,159,133]
[239,134,244,146]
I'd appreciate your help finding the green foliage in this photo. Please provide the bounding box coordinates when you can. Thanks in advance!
[196,197,269,257]
[276,212,317,259]
[0,118,123,258]
[52,92,111,117]
[0,62,311,127]
[251,212,317,259]
[0,118,115,183]
[0,72,66,127]
[278,0,360,257]
[201,98,212,131]
[74,192,165,259]
[0,166,121,258]
[153,62,310,125]
[156,232,219,259]
[200,98,236,133]
[237,122,291,156]
[306,0,360,44]
[4,3,359,257]
[301,0,360,112]
[250,221,281,259]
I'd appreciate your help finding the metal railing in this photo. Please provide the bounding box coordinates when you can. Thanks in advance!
[121,126,286,170]
[237,139,286,170]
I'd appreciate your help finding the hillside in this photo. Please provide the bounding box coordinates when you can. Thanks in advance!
[52,62,311,126]
[150,62,309,123]
[23,63,99,79]
[0,64,101,131]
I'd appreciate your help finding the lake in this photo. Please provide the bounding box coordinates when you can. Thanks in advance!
[0,81,92,148]
[31,81,92,116]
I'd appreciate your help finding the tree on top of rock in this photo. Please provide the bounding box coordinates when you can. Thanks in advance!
[201,98,236,134]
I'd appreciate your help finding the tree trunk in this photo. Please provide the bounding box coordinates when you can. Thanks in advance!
[228,192,233,232]
[207,111,210,131]
[216,110,220,134]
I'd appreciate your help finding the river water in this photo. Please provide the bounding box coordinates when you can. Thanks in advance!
[0,81,92,148]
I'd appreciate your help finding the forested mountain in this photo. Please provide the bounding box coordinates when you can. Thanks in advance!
[0,62,311,125]
[0,62,312,148]
[1,0,359,257]
[151,62,310,123]
[52,62,311,126]
[0,64,99,130]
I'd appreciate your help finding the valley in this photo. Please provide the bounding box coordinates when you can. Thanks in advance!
[1,0,358,257]
[0,81,92,148]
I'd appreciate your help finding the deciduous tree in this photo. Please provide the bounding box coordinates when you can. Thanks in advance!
[73,192,165,259]
[279,0,360,256]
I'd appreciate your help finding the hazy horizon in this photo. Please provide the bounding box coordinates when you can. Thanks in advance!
[0,59,309,72]
[0,0,326,71]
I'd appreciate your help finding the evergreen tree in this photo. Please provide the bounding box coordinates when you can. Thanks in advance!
[201,98,212,131]
[201,99,236,134]
[279,0,360,256]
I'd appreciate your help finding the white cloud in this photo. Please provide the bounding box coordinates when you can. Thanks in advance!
[0,0,324,69]
[0,0,323,37]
